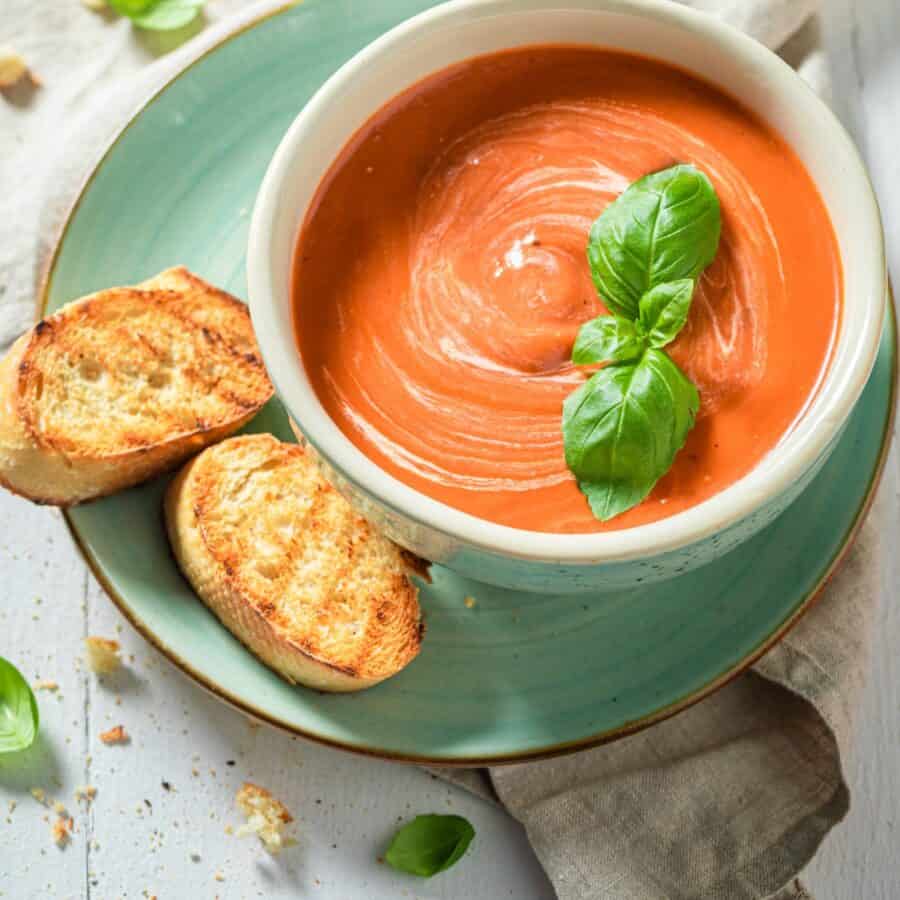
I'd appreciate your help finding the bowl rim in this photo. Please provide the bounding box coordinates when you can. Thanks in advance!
[247,0,887,564]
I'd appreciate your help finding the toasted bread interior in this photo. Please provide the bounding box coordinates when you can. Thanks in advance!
[170,434,424,685]
[0,266,273,506]
[19,279,269,459]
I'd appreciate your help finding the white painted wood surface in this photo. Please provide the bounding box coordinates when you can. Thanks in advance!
[0,1,897,897]
[804,2,900,895]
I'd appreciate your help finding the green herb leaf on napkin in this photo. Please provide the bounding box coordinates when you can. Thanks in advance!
[106,0,155,13]
[384,814,475,878]
[108,0,204,30]
[0,657,39,754]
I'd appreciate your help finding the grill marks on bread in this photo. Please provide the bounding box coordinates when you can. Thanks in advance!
[0,267,273,505]
[165,434,425,691]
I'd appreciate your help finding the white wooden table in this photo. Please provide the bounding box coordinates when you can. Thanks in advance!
[1,1,898,897]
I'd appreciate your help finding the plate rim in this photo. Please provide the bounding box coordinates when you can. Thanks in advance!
[39,2,898,766]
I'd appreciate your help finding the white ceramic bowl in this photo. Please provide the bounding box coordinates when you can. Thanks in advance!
[248,0,886,593]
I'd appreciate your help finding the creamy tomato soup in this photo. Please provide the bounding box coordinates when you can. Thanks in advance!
[293,47,841,533]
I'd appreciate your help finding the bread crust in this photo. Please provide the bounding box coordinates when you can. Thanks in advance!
[0,269,273,505]
[164,434,425,692]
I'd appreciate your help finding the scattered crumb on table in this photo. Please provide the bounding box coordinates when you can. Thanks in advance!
[99,724,129,745]
[235,783,297,855]
[51,816,72,848]
[85,636,122,674]
[74,785,97,804]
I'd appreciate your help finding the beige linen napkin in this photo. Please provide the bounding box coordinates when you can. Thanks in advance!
[1,2,885,898]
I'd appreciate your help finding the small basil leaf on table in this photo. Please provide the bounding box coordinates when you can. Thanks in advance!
[384,814,475,878]
[0,657,39,754]
[572,315,646,364]
[638,278,695,348]
[586,164,721,319]
[563,349,699,521]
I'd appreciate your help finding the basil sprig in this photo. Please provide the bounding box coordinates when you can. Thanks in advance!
[0,657,39,754]
[384,814,475,878]
[563,164,721,521]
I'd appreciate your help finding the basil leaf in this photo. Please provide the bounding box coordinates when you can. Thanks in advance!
[638,279,695,348]
[110,0,204,29]
[587,164,721,319]
[384,814,475,878]
[107,0,156,14]
[563,349,698,521]
[0,657,39,754]
[572,315,646,364]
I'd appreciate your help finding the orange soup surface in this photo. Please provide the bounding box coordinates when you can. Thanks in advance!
[293,47,841,533]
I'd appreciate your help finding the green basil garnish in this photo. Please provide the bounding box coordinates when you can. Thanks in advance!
[638,278,696,349]
[572,314,645,365]
[0,657,39,754]
[384,814,475,878]
[106,0,155,12]
[564,349,698,521]
[586,164,720,319]
[107,0,205,30]
[564,164,721,521]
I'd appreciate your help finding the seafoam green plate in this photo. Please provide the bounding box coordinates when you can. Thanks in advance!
[45,1,896,764]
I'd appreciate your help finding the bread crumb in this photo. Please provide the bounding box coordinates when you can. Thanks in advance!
[214,871,225,882]
[81,0,107,9]
[52,801,67,815]
[0,47,31,89]
[235,783,296,855]
[52,816,73,847]
[30,787,46,805]
[74,786,97,804]
[99,725,129,745]
[464,596,477,609]
[85,637,122,674]
[34,680,59,692]
[8,799,16,814]
[223,825,233,835]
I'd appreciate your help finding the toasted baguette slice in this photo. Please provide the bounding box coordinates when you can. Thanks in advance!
[0,267,273,505]
[165,434,426,692]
